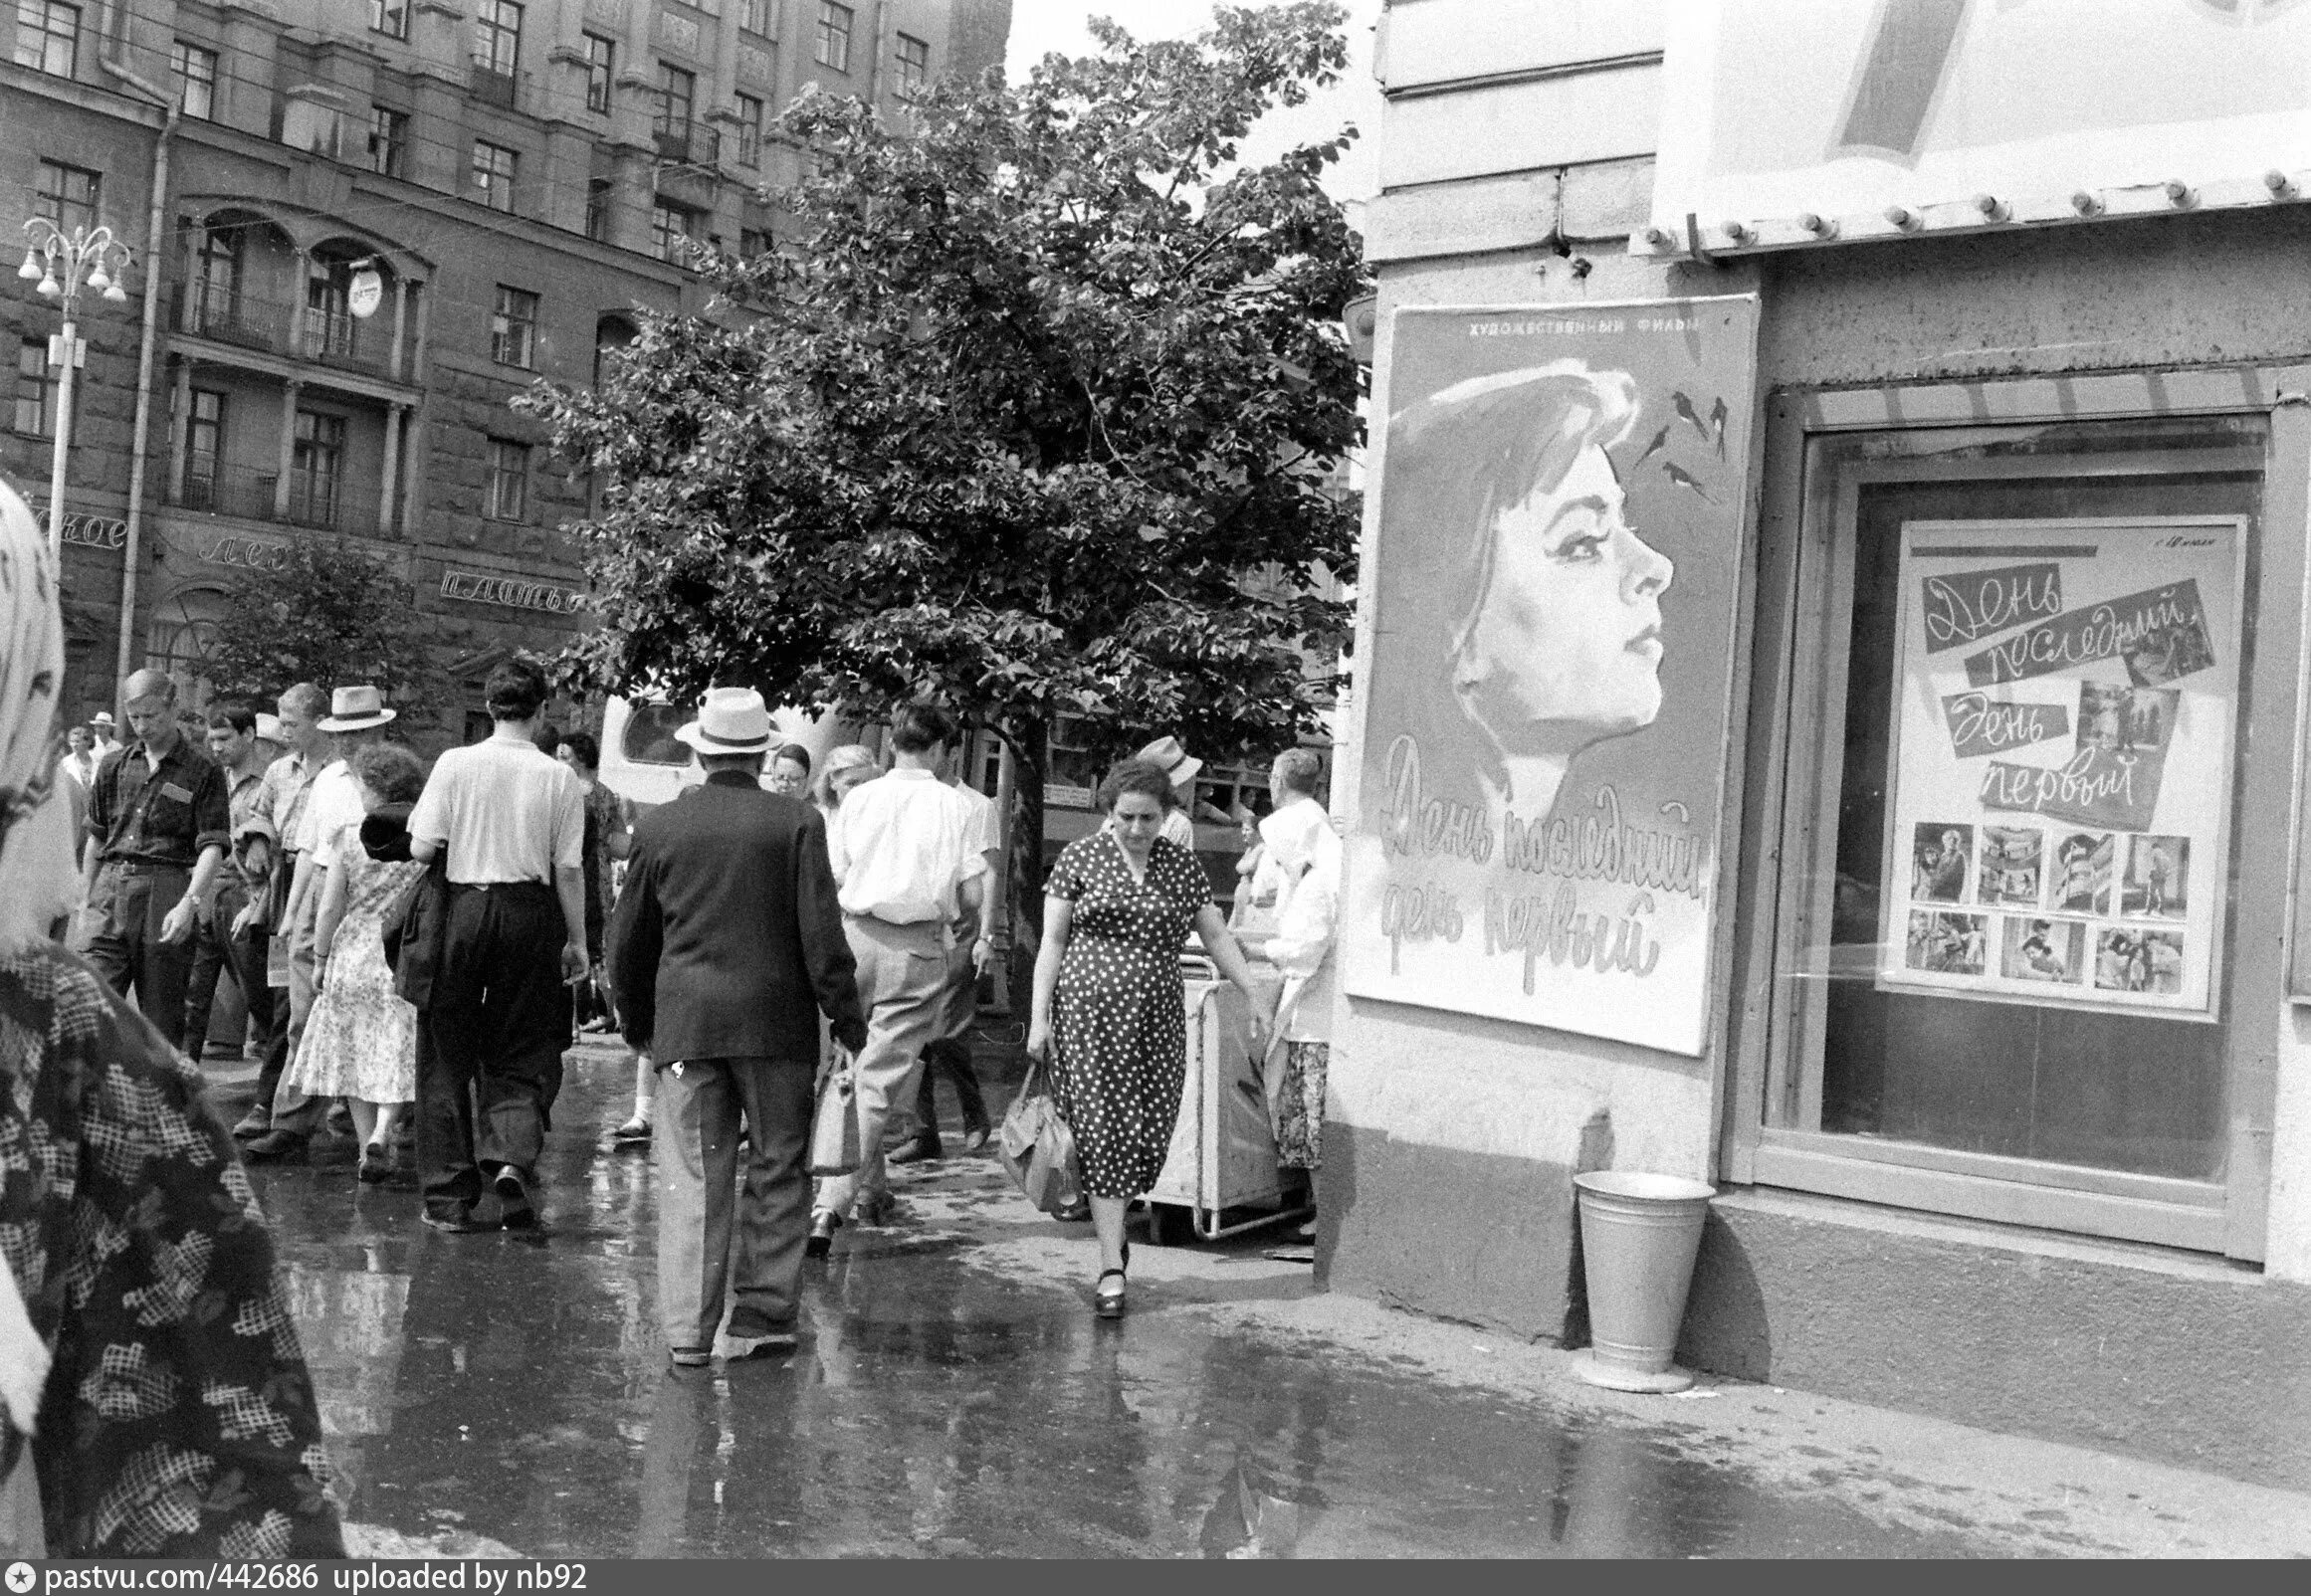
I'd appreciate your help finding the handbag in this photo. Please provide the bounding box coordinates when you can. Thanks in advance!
[807,1050,862,1177]
[998,1057,1083,1218]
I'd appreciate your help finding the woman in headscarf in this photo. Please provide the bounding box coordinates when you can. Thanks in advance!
[0,477,341,1558]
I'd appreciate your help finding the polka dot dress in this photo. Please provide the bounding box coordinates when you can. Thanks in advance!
[1047,830,1210,1199]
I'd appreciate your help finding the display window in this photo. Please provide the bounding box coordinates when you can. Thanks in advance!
[1729,377,2309,1259]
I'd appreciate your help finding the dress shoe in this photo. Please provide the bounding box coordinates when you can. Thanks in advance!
[854,1190,899,1227]
[493,1166,536,1229]
[960,1114,992,1153]
[421,1206,493,1234]
[885,1130,942,1165]
[804,1209,841,1259]
[725,1310,800,1358]
[241,1129,308,1163]
[230,1109,271,1141]
[610,1117,652,1145]
[356,1142,393,1184]
[1094,1269,1128,1318]
[668,1346,713,1368]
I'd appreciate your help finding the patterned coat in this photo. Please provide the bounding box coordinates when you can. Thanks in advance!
[0,945,342,1557]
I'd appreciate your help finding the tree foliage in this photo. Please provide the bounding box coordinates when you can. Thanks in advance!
[206,541,440,716]
[522,3,1368,771]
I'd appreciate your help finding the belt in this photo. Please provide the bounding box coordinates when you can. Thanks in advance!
[450,880,552,893]
[103,858,191,876]
[843,910,943,932]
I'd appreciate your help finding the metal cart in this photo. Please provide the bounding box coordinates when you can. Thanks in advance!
[1141,954,1313,1243]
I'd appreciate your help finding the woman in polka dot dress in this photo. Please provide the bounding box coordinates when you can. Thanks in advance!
[1027,759,1276,1317]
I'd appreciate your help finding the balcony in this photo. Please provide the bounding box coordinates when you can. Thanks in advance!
[653,119,720,166]
[471,64,519,108]
[171,462,380,539]
[172,285,396,379]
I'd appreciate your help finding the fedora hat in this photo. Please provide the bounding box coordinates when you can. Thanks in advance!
[89,710,114,728]
[316,684,398,732]
[1135,735,1201,791]
[676,687,775,755]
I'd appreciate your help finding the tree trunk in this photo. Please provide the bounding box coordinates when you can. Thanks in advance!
[1000,713,1048,1023]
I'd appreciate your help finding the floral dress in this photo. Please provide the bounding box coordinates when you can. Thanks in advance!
[0,944,341,1557]
[286,833,426,1103]
[1047,832,1209,1198]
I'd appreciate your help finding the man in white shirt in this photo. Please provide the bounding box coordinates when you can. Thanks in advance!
[809,701,987,1251]
[886,746,998,1164]
[244,684,400,1160]
[1260,747,1331,921]
[88,710,120,756]
[229,684,327,1142]
[407,656,589,1233]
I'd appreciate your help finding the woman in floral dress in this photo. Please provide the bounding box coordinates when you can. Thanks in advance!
[286,741,429,1184]
[1027,758,1275,1317]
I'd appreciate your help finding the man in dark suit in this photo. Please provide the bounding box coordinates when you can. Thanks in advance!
[608,688,868,1368]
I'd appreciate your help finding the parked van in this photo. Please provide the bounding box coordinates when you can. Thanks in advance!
[597,696,867,812]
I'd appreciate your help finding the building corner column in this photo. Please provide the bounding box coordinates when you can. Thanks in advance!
[274,378,304,519]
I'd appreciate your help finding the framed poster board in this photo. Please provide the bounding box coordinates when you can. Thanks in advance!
[1341,298,1762,1057]
[1878,517,2244,1019]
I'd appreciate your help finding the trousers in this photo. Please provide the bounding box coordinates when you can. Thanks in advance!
[814,914,947,1219]
[183,883,271,1064]
[419,883,568,1215]
[83,862,194,1051]
[888,938,987,1144]
[257,880,325,1133]
[656,1055,815,1350]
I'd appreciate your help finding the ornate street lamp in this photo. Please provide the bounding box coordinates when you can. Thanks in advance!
[18,218,132,563]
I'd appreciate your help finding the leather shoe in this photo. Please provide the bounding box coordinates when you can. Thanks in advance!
[804,1209,840,1259]
[854,1190,899,1227]
[668,1346,713,1368]
[422,1206,493,1234]
[960,1115,991,1152]
[241,1129,308,1163]
[356,1143,393,1184]
[610,1117,652,1145]
[886,1130,942,1165]
[493,1166,536,1229]
[230,1109,271,1141]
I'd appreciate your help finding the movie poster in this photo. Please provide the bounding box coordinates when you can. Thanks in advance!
[1341,299,1761,1057]
[1879,518,2241,1017]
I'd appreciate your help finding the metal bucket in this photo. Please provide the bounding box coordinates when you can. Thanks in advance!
[1573,1170,1715,1394]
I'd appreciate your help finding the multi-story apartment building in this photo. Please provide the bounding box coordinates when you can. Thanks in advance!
[2,0,1010,740]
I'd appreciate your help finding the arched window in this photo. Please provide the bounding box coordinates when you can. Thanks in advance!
[147,585,230,710]
[594,313,638,387]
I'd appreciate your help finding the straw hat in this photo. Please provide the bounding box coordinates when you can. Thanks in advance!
[316,684,398,732]
[676,687,776,755]
[1134,735,1201,791]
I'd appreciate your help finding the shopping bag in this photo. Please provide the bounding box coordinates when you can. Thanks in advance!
[806,1051,862,1177]
[997,1059,1083,1217]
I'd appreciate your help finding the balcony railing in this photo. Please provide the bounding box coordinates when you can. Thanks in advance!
[171,461,379,538]
[172,284,397,379]
[653,119,720,165]
[471,64,518,108]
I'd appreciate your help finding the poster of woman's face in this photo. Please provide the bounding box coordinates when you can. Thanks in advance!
[1344,299,1762,1058]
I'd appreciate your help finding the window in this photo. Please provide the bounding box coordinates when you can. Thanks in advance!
[472,140,518,212]
[171,41,216,119]
[655,63,694,131]
[369,107,409,177]
[491,286,539,369]
[305,266,355,359]
[650,203,692,264]
[35,161,99,233]
[813,0,850,71]
[487,438,528,520]
[582,32,614,113]
[584,178,611,243]
[190,224,238,327]
[735,93,762,167]
[738,0,773,35]
[12,339,57,438]
[895,31,927,97]
[185,390,224,507]
[290,411,344,527]
[13,0,78,78]
[472,0,522,75]
[738,226,769,258]
[369,0,405,38]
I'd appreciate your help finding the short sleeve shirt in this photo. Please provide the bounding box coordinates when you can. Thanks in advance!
[408,732,585,885]
[297,762,368,868]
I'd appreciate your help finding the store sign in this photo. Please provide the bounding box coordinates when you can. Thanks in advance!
[197,532,293,571]
[348,269,384,320]
[1341,298,1762,1057]
[1879,518,2241,1017]
[22,499,126,550]
[1647,0,2311,254]
[440,568,588,616]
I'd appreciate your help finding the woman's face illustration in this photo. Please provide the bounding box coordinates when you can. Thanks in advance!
[1456,443,1675,747]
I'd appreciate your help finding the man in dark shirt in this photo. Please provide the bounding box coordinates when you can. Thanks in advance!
[73,669,231,1051]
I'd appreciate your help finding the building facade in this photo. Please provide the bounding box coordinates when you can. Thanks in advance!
[1330,0,2311,1490]
[3,0,1009,740]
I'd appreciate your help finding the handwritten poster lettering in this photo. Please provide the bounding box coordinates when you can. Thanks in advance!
[1344,298,1762,1056]
[1921,562,2062,653]
[1942,693,2069,759]
[1880,520,2239,1017]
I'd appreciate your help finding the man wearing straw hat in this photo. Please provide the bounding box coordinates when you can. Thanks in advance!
[405,656,588,1231]
[609,687,867,1365]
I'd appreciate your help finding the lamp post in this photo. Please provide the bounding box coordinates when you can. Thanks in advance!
[17,218,132,563]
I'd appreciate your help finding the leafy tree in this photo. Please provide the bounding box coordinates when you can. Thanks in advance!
[206,541,441,720]
[522,2,1368,970]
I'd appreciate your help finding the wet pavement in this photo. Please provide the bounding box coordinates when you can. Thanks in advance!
[224,1037,2311,1559]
